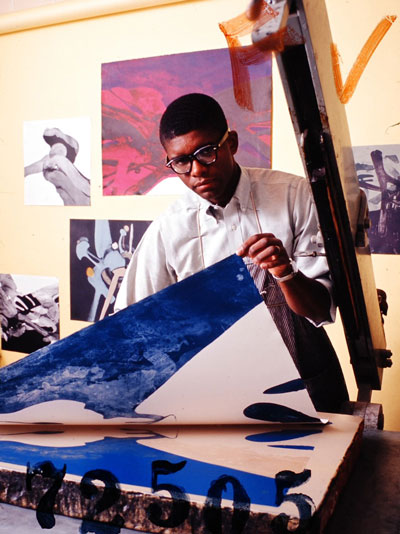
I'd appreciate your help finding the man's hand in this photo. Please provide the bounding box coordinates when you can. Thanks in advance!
[237,233,332,324]
[236,233,293,279]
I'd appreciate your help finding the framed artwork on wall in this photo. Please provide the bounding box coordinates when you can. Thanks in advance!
[353,144,400,253]
[101,47,272,196]
[70,219,151,322]
[23,117,91,206]
[0,273,59,354]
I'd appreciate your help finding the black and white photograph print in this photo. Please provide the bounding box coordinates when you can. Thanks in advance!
[353,144,400,254]
[0,273,59,354]
[23,117,91,206]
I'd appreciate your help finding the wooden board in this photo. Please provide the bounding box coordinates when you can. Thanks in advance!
[302,0,387,362]
[271,0,388,391]
[0,413,362,533]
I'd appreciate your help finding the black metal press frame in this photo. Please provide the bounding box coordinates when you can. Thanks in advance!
[250,0,391,402]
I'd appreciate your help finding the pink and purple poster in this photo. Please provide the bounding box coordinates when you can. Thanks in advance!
[101,48,272,196]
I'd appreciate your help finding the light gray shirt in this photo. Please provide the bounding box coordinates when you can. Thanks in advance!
[115,166,335,324]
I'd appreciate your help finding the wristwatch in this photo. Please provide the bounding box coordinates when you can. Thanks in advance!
[272,258,299,282]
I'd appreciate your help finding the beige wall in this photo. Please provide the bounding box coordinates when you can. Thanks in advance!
[0,0,399,428]
[0,0,65,14]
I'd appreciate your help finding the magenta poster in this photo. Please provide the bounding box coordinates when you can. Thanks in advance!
[101,48,272,196]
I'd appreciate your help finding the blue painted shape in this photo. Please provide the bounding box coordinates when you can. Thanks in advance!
[245,429,322,443]
[263,378,305,394]
[0,435,279,508]
[268,445,314,450]
[0,255,262,419]
[243,403,321,424]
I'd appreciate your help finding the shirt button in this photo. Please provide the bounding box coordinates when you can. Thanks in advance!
[231,224,237,231]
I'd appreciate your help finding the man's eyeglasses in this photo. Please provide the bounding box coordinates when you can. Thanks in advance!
[165,129,230,175]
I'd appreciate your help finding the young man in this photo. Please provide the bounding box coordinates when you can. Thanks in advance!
[115,93,348,413]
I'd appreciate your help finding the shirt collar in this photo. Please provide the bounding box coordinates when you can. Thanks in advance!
[186,166,252,216]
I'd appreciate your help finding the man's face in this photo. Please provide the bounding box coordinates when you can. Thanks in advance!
[163,128,239,207]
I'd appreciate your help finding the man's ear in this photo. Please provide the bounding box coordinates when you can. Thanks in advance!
[228,130,239,155]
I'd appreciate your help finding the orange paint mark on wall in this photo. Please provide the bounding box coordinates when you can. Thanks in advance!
[219,2,277,110]
[331,15,397,104]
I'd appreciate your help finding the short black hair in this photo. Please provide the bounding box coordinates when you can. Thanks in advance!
[159,93,228,145]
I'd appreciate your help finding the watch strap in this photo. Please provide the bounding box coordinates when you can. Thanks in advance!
[272,258,298,282]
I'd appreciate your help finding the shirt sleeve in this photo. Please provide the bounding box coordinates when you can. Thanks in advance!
[114,219,177,311]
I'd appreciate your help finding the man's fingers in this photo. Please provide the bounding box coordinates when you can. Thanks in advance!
[237,234,275,257]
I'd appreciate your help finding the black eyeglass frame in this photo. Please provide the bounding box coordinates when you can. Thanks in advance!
[165,129,230,175]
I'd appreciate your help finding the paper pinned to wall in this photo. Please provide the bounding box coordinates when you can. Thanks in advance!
[0,254,323,425]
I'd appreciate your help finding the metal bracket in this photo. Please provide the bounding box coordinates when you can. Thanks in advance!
[251,0,290,45]
[355,189,371,248]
